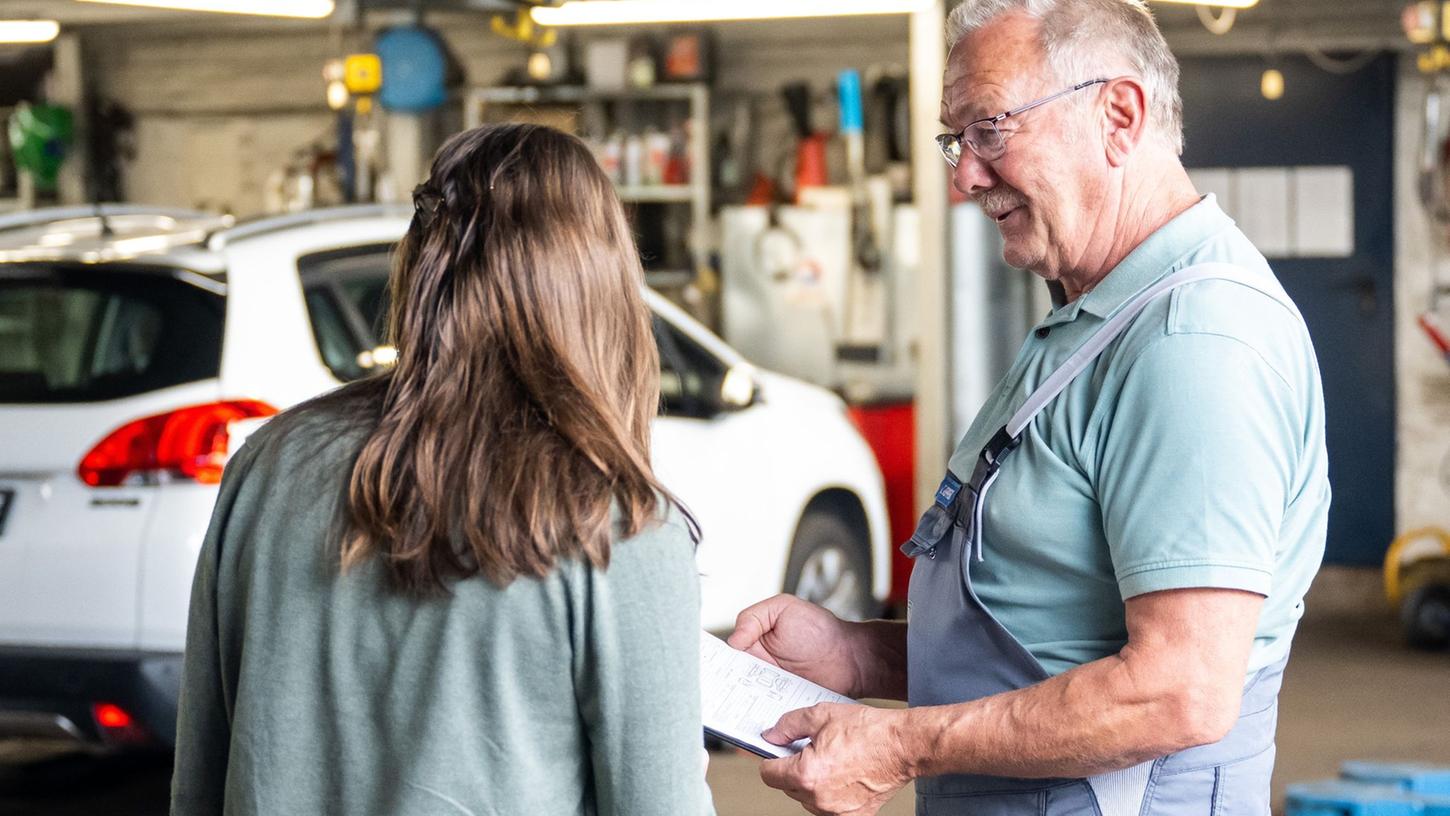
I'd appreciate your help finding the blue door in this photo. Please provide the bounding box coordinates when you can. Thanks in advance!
[1179,54,1396,565]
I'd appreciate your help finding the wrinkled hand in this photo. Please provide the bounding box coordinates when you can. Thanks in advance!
[728,594,861,696]
[758,703,914,816]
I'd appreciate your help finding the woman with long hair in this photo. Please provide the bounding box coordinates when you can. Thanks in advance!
[171,124,714,816]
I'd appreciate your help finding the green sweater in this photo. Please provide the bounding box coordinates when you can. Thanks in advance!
[171,394,715,816]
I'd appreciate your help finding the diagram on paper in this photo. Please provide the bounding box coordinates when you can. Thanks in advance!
[699,631,858,758]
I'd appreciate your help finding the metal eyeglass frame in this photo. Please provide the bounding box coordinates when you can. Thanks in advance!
[936,78,1110,167]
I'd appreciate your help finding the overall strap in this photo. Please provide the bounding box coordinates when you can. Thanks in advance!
[962,263,1294,563]
[1003,262,1292,439]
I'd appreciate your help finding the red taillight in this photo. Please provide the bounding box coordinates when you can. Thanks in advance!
[92,702,133,729]
[78,400,279,487]
[92,701,150,744]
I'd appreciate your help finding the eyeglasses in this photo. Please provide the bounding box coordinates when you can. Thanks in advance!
[936,78,1109,167]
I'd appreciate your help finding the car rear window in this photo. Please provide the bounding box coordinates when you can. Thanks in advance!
[0,264,225,403]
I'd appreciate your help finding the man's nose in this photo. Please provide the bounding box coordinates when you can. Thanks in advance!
[952,151,997,197]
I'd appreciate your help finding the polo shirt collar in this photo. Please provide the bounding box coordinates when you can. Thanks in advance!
[1048,194,1235,323]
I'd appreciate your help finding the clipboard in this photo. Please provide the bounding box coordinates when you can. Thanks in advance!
[699,631,858,759]
[704,726,781,760]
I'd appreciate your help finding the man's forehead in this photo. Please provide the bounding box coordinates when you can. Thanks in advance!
[940,63,1033,126]
[940,21,1045,125]
[941,75,1011,124]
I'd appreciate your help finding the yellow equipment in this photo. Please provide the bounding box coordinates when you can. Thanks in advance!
[1384,526,1450,649]
[343,53,382,95]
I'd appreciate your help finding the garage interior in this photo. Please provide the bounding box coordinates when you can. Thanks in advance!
[0,0,1448,814]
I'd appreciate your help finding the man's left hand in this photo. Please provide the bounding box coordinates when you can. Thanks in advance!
[758,703,914,816]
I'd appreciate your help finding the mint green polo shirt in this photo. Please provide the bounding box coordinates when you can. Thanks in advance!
[948,194,1330,679]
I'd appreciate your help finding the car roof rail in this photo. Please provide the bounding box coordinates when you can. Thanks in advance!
[208,204,412,249]
[0,204,216,233]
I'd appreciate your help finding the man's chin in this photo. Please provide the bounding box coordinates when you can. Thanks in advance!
[1000,241,1044,273]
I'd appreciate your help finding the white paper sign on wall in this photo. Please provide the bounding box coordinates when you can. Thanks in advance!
[1187,165,1355,259]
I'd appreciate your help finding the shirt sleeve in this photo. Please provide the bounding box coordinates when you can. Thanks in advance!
[169,441,260,815]
[572,513,716,816]
[1094,331,1298,600]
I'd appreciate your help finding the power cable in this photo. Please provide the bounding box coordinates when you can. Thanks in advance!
[1196,5,1236,35]
[1302,44,1381,75]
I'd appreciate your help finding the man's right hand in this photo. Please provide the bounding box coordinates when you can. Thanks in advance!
[727,594,866,698]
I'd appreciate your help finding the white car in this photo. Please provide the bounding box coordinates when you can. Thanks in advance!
[0,205,889,747]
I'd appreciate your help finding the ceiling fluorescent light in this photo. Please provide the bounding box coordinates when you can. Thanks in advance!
[1148,0,1258,8]
[532,0,933,26]
[76,0,335,19]
[0,20,60,43]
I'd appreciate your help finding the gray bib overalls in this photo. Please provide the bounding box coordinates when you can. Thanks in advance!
[902,264,1288,816]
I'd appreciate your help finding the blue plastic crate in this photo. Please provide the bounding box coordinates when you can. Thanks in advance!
[1382,794,1450,816]
[1342,762,1450,796]
[1286,781,1425,816]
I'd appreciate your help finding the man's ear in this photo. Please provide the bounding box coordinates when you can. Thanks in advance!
[1102,77,1149,167]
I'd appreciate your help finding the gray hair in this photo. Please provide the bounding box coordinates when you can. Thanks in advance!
[946,0,1184,154]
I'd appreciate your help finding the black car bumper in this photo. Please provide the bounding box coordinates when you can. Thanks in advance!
[0,646,181,747]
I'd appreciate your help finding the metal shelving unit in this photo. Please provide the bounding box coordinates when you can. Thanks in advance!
[615,184,695,203]
[465,84,711,293]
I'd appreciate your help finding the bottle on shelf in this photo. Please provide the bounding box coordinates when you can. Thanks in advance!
[644,127,671,186]
[600,131,624,184]
[664,124,689,186]
[623,132,644,188]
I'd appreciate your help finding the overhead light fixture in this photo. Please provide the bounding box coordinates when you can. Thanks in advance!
[1148,0,1258,8]
[326,80,350,111]
[1260,68,1284,100]
[76,0,334,19]
[532,0,933,27]
[0,20,60,43]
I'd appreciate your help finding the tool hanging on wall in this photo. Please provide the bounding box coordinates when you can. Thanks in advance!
[838,70,881,276]
[866,72,912,199]
[1407,4,1450,368]
[781,81,827,202]
[715,96,755,200]
[837,69,889,359]
[1421,310,1450,364]
[85,99,134,203]
[1416,77,1450,225]
[316,51,382,204]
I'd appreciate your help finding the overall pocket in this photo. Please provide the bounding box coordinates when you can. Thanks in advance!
[1210,743,1275,816]
[917,779,1102,816]
[906,504,954,556]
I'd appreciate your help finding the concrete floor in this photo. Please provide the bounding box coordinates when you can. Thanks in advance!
[1,567,1446,815]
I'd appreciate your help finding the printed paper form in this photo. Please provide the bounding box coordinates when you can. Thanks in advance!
[700,631,857,759]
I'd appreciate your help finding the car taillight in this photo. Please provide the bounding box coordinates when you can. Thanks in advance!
[92,702,133,729]
[78,400,279,487]
[92,702,149,744]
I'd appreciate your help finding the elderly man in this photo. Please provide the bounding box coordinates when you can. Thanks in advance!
[727,1,1330,815]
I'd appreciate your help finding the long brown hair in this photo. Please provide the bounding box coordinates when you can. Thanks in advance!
[342,124,675,593]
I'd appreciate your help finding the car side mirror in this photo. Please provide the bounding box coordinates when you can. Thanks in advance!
[714,364,759,412]
[355,344,398,371]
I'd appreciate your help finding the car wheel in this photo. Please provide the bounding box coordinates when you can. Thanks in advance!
[1403,583,1450,651]
[783,510,874,621]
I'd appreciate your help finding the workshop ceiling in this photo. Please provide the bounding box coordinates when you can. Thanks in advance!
[0,0,530,29]
[0,0,1420,54]
[1153,0,1410,54]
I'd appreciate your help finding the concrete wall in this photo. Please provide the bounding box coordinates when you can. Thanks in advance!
[1393,58,1450,535]
[81,16,908,216]
[87,27,339,214]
